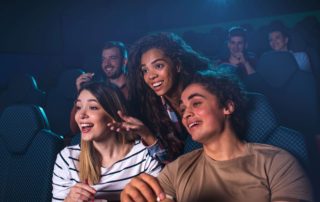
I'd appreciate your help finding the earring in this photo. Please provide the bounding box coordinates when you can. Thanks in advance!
[177,66,181,73]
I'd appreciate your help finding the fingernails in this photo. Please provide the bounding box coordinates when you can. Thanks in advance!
[110,126,114,130]
[156,193,165,201]
[157,193,173,201]
[116,128,120,132]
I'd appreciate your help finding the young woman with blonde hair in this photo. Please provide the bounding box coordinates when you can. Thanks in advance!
[52,82,161,201]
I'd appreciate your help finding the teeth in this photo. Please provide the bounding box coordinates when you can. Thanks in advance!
[104,66,113,71]
[188,121,199,128]
[153,81,163,87]
[80,123,93,128]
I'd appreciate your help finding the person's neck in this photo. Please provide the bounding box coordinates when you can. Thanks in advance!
[93,135,132,168]
[164,80,184,114]
[279,47,288,51]
[109,74,128,99]
[109,73,126,88]
[203,128,246,161]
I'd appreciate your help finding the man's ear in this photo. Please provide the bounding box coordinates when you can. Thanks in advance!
[285,37,289,45]
[176,60,182,73]
[224,100,235,115]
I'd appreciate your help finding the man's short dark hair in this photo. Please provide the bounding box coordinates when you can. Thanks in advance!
[227,26,247,42]
[103,41,128,59]
[268,25,289,38]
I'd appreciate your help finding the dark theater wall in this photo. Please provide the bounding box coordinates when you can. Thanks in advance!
[0,0,319,91]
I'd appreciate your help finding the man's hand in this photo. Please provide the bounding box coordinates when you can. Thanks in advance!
[76,73,95,91]
[121,173,173,202]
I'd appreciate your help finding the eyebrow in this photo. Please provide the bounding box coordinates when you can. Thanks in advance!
[179,93,205,105]
[188,93,205,100]
[75,99,98,103]
[140,58,166,68]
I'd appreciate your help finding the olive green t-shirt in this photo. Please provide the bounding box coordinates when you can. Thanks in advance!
[158,143,313,202]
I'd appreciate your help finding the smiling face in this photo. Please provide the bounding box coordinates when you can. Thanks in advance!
[140,48,179,96]
[268,31,288,51]
[180,83,233,144]
[101,47,126,79]
[228,36,246,57]
[75,90,113,142]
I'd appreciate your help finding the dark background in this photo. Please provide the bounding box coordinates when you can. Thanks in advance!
[0,0,319,90]
[0,0,319,198]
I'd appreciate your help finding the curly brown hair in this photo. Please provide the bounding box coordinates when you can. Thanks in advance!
[127,32,211,160]
[191,68,249,138]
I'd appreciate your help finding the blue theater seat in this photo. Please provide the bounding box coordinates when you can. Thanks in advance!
[45,68,85,137]
[0,105,63,201]
[254,51,320,137]
[0,73,46,115]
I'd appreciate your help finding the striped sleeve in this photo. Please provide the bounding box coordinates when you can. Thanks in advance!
[146,139,170,164]
[144,149,163,177]
[52,146,78,201]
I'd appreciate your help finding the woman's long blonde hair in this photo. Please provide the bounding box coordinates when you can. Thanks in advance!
[77,81,136,184]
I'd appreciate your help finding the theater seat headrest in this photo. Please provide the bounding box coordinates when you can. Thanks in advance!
[0,105,50,154]
[257,51,299,88]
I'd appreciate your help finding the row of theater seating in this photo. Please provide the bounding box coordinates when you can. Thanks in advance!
[184,17,320,75]
[0,91,312,201]
[0,50,319,201]
[0,51,319,140]
[184,17,320,92]
[245,51,320,138]
[0,68,85,138]
[0,51,319,158]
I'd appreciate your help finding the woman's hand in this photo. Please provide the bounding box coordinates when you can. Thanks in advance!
[107,111,157,146]
[65,183,96,202]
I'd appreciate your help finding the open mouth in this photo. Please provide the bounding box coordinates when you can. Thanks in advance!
[103,66,114,73]
[188,121,201,129]
[80,123,94,133]
[153,81,163,87]
[151,81,164,91]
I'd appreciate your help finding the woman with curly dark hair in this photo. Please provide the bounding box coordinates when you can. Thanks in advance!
[120,32,211,163]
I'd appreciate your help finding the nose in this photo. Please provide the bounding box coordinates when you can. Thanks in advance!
[105,59,111,65]
[148,71,158,80]
[81,113,88,119]
[79,109,88,119]
[182,107,193,120]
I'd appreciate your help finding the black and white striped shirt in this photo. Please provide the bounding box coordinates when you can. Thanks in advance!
[52,140,162,201]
